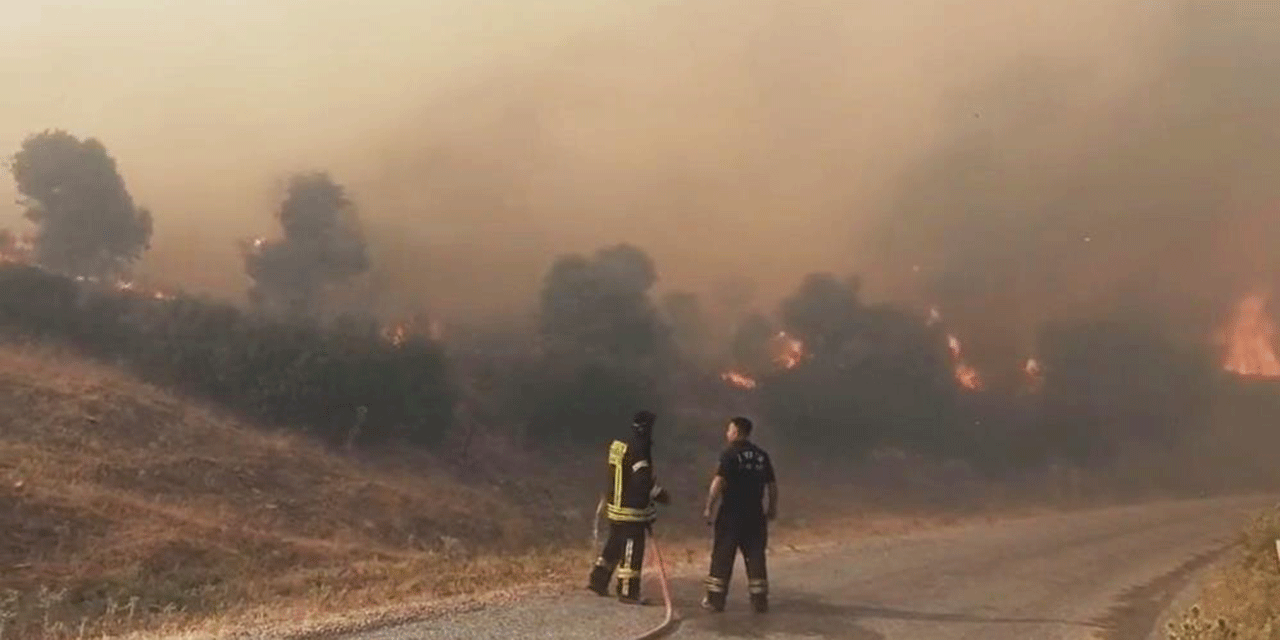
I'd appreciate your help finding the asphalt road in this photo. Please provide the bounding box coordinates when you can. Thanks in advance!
[345,495,1271,640]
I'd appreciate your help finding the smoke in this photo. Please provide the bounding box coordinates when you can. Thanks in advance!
[873,2,1280,364]
[3,0,1276,343]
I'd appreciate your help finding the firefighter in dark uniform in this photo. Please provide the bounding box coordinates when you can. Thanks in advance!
[702,416,777,613]
[587,410,670,604]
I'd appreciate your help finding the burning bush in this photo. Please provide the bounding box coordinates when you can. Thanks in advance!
[740,273,962,458]
[9,130,153,279]
[0,264,452,447]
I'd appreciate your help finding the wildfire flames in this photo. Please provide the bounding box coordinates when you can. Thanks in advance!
[717,331,804,390]
[382,322,411,347]
[1221,293,1280,378]
[946,333,984,391]
[115,280,174,301]
[721,370,759,390]
[934,303,985,392]
[773,331,805,369]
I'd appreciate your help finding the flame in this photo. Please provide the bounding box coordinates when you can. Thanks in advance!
[382,322,411,347]
[720,370,759,390]
[0,234,33,263]
[113,279,174,301]
[954,364,983,391]
[946,333,984,391]
[1023,357,1044,392]
[773,331,805,370]
[1221,293,1280,378]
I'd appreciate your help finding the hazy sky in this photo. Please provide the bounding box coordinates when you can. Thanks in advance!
[6,0,1274,340]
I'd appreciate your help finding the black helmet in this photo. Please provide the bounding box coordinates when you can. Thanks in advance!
[632,410,657,437]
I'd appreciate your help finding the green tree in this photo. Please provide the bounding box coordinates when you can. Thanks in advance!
[243,172,369,317]
[10,130,152,278]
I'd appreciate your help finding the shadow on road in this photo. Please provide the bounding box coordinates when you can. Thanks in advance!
[1092,544,1231,640]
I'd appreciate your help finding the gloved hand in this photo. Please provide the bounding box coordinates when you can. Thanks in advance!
[652,486,670,505]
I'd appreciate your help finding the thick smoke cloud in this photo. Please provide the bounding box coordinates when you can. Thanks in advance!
[874,2,1280,365]
[4,1,1277,348]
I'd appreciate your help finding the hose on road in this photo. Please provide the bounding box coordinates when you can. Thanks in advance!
[633,530,678,640]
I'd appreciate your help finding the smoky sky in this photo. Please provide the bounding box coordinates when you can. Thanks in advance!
[3,0,1277,343]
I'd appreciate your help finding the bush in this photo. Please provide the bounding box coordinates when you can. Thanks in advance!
[0,264,453,447]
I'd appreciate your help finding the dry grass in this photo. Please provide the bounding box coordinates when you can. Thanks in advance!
[1166,510,1280,640]
[0,343,582,639]
[0,341,1233,639]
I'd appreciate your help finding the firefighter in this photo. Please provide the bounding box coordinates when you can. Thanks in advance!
[586,410,670,604]
[702,416,777,613]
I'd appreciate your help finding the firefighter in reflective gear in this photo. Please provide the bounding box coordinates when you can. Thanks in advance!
[587,410,670,604]
[702,416,777,613]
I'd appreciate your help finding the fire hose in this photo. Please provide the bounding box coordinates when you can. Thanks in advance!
[591,499,679,640]
[634,529,677,640]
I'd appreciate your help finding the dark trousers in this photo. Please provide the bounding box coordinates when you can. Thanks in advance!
[588,521,648,600]
[705,516,768,609]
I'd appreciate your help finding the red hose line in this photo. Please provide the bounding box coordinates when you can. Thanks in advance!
[633,530,678,640]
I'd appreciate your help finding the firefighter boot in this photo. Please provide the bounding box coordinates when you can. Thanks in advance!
[750,594,769,613]
[702,576,727,612]
[749,579,769,613]
[586,562,611,597]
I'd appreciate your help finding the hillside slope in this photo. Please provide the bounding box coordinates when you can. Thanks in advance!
[0,344,580,639]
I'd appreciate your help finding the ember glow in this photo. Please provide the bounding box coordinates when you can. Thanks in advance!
[1221,293,1280,378]
[927,306,942,327]
[113,280,175,301]
[720,370,759,390]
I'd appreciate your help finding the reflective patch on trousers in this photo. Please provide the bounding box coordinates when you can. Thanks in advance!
[748,579,769,595]
[705,576,727,593]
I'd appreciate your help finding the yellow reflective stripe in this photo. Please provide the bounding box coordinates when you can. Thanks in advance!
[620,539,636,596]
[704,577,727,593]
[606,505,656,522]
[748,579,769,594]
[608,441,627,510]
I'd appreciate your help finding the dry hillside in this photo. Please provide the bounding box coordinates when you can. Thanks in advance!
[0,343,602,639]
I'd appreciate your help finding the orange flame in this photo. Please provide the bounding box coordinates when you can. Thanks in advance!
[1221,293,1280,378]
[720,370,759,390]
[773,331,805,370]
[382,322,411,347]
[113,280,174,301]
[946,333,984,391]
[1023,357,1044,392]
[955,364,983,391]
[0,234,34,264]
